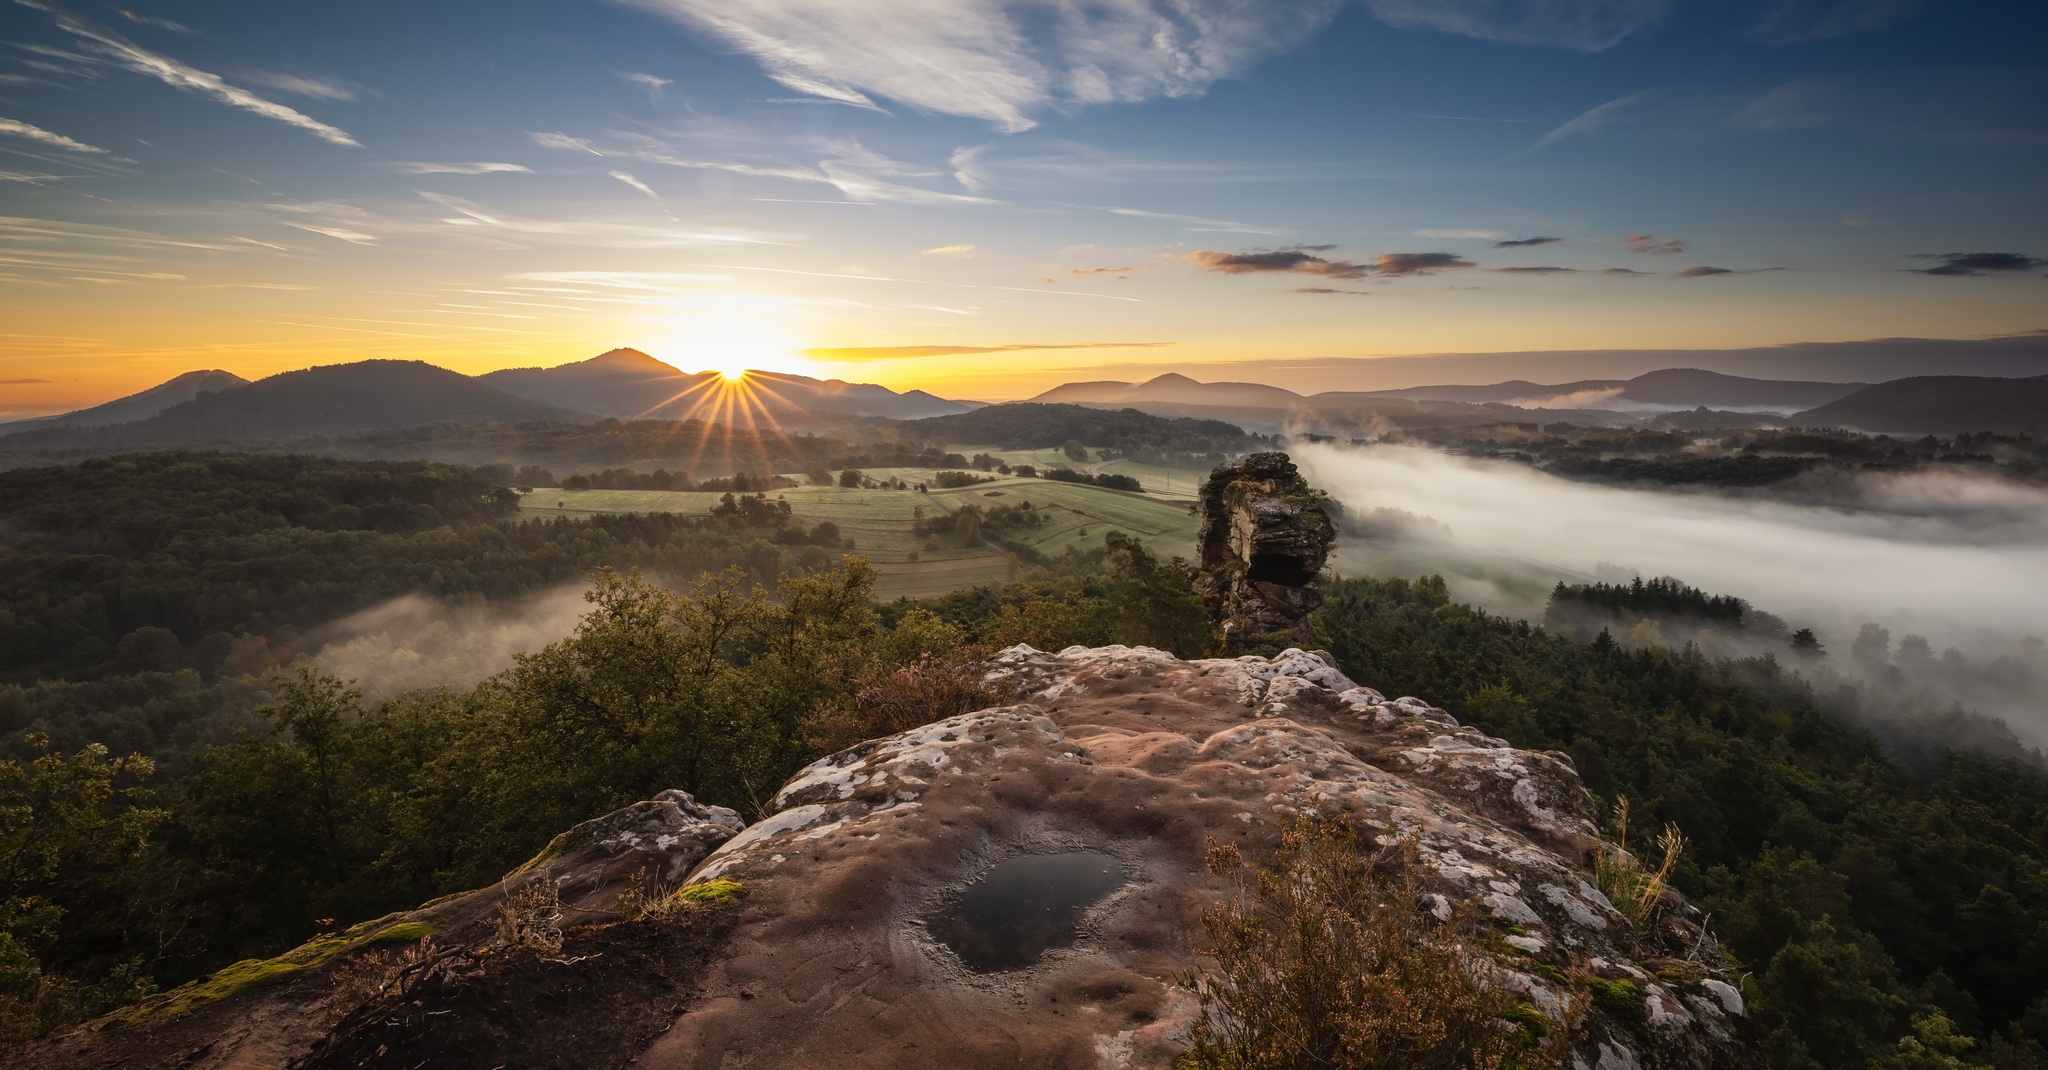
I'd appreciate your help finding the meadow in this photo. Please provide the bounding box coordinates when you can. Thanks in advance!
[517,461,1203,600]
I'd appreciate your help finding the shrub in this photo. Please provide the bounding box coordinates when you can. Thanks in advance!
[1181,819,1579,1070]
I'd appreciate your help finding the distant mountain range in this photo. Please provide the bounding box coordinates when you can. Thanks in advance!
[1023,366,2044,436]
[1031,368,1865,414]
[0,361,582,448]
[0,369,251,432]
[1790,376,2048,435]
[481,348,971,420]
[0,351,974,451]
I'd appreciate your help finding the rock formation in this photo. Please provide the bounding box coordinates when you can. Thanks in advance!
[1197,452,1337,654]
[21,645,1762,1070]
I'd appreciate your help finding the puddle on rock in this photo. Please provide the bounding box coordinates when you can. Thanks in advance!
[929,851,1124,972]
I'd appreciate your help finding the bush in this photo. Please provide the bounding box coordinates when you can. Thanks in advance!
[1182,819,1578,1070]
[933,471,994,488]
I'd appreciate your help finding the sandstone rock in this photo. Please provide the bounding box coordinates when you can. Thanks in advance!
[1196,452,1337,654]
[642,644,1760,1070]
[509,788,745,905]
[21,656,1763,1070]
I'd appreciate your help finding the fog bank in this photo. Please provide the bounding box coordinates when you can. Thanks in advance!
[311,585,592,698]
[1296,443,2048,645]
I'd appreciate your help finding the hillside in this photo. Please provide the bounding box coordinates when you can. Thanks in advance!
[0,369,252,432]
[482,349,972,420]
[1792,375,2048,434]
[900,401,1255,450]
[1029,371,1303,409]
[0,360,587,448]
[1343,368,1862,411]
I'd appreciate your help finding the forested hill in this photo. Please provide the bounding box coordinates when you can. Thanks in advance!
[900,402,1259,451]
[0,360,586,449]
[0,452,835,688]
[1792,376,2048,435]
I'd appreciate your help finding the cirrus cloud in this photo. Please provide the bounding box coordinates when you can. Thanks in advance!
[1360,0,1671,51]
[613,0,1346,133]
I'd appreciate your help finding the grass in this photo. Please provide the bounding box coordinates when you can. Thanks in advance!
[113,916,437,1025]
[516,470,1203,599]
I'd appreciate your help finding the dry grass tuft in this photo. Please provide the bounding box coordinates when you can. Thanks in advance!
[1181,818,1582,1070]
[1591,797,1687,933]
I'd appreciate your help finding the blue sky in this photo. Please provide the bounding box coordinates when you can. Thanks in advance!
[1,0,2043,408]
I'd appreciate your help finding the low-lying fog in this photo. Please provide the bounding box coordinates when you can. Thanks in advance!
[312,585,593,699]
[1296,442,2048,746]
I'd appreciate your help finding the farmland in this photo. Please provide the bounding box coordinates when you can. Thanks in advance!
[517,467,1203,600]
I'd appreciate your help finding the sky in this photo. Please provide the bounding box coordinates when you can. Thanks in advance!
[1,0,2044,413]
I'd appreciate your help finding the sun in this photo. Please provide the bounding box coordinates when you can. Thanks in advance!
[664,316,808,380]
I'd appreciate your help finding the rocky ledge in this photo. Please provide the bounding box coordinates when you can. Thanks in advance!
[19,646,1762,1070]
[653,643,1759,1069]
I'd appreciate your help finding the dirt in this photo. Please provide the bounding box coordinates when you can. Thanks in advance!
[293,907,739,1070]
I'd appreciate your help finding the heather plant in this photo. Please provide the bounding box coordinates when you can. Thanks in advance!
[1181,819,1579,1070]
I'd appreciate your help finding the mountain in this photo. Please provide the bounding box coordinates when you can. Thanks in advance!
[1343,368,1865,411]
[0,360,588,448]
[482,348,973,420]
[1029,371,1304,409]
[899,402,1255,449]
[1065,331,2048,394]
[0,369,251,432]
[1791,376,2048,434]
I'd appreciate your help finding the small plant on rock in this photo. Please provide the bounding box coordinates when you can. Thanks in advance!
[495,876,565,954]
[1181,818,1582,1070]
[1592,797,1687,933]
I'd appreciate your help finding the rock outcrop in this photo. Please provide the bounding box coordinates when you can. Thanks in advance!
[1197,452,1337,653]
[19,646,1762,1070]
[651,644,1759,1069]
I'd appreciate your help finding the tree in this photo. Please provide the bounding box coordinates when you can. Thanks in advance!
[839,468,864,488]
[0,734,161,1038]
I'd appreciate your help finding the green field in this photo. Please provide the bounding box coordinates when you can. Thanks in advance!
[517,471,1203,600]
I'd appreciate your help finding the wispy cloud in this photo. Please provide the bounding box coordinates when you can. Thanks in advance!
[283,222,378,244]
[1291,287,1369,295]
[1492,265,1576,274]
[1602,267,1651,275]
[1070,265,1135,277]
[1626,233,1685,254]
[1522,90,1652,155]
[240,70,361,101]
[1103,206,1279,234]
[391,161,532,175]
[0,116,109,154]
[618,70,672,102]
[1682,265,1784,277]
[803,340,1173,362]
[1360,0,1670,51]
[608,170,660,198]
[109,7,193,33]
[922,244,975,257]
[1727,79,1834,130]
[1907,252,2047,277]
[610,0,1344,132]
[19,1,360,146]
[1495,235,1563,247]
[1186,248,1371,278]
[0,377,52,383]
[1415,228,1504,239]
[1752,0,1920,44]
[529,131,605,155]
